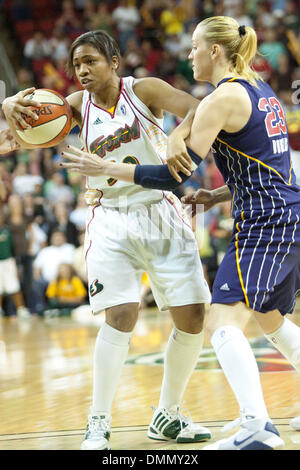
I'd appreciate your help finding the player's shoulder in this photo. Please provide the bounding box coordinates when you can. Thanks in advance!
[208,79,252,113]
[132,76,173,100]
[214,80,249,100]
[66,90,84,110]
[66,90,84,127]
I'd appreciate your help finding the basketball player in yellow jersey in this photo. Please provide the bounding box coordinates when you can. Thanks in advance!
[2,30,212,450]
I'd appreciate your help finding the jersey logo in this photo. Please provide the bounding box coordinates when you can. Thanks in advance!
[220,283,230,291]
[89,279,104,297]
[90,117,140,158]
[120,104,126,115]
[93,117,103,125]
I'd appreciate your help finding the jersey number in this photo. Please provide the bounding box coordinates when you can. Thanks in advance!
[107,155,139,186]
[258,97,287,137]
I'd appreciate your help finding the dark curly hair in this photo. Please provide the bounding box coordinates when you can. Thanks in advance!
[67,30,121,76]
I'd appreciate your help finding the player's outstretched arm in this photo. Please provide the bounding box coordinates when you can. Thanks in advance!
[0,128,21,155]
[60,146,196,191]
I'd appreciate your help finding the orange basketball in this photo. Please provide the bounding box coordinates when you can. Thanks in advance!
[16,89,72,148]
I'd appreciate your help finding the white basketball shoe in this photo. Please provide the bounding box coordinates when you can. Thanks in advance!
[148,406,211,443]
[203,414,284,450]
[81,414,111,450]
[290,416,300,431]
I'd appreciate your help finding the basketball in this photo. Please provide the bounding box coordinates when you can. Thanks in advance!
[16,89,72,148]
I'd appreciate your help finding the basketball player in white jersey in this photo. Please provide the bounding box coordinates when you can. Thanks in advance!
[2,30,212,450]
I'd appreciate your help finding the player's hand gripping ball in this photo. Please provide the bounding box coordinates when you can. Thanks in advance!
[17,89,72,148]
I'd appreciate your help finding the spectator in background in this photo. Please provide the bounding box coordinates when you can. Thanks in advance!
[15,68,35,92]
[270,53,293,93]
[45,171,75,207]
[73,230,87,284]
[160,0,185,36]
[140,39,162,74]
[90,2,114,35]
[23,31,51,67]
[55,0,82,36]
[232,2,253,27]
[42,57,73,96]
[49,26,70,62]
[251,54,273,82]
[0,207,30,318]
[259,28,287,71]
[155,49,178,82]
[204,153,225,190]
[283,0,300,33]
[69,192,88,232]
[45,262,87,315]
[0,179,7,203]
[28,149,42,176]
[209,201,234,266]
[139,0,162,42]
[81,0,96,30]
[255,2,277,29]
[12,162,44,196]
[48,201,79,246]
[164,34,182,58]
[123,38,143,75]
[112,0,140,53]
[192,209,217,290]
[32,230,75,313]
[0,163,12,203]
[6,193,34,314]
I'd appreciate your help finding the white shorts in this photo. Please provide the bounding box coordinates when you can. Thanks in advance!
[85,195,211,313]
[0,258,20,295]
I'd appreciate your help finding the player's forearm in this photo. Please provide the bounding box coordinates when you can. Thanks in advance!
[6,121,36,149]
[170,108,196,141]
[211,185,231,203]
[103,162,190,190]
[2,97,38,149]
[0,128,21,154]
[103,162,136,183]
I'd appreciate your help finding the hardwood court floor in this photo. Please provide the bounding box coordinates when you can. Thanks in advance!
[0,301,300,451]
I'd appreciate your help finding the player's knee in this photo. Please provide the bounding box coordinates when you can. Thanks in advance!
[106,304,139,332]
[172,304,205,334]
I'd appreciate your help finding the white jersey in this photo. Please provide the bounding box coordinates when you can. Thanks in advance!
[80,76,170,208]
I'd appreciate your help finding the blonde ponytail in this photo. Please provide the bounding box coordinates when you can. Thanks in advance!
[199,16,263,86]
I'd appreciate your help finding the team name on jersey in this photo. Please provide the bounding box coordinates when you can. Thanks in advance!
[90,117,140,157]
[272,137,289,154]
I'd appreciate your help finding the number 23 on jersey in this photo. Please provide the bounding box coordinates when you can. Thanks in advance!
[258,96,287,137]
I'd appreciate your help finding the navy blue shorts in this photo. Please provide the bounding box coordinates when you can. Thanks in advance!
[211,207,300,315]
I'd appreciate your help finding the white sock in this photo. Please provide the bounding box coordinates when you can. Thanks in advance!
[265,317,300,372]
[211,325,269,420]
[158,327,204,410]
[91,322,132,416]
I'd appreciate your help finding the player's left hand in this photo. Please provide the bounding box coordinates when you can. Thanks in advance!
[60,145,107,176]
[0,128,21,155]
[166,133,192,182]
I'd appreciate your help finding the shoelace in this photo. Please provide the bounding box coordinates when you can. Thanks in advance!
[151,404,192,433]
[88,416,111,436]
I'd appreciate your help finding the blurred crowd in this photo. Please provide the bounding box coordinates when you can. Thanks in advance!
[1,0,300,315]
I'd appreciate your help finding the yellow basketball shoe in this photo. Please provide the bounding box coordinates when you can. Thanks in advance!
[81,414,111,450]
[148,406,211,443]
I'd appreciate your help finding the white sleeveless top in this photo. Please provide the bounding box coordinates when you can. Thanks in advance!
[80,76,170,208]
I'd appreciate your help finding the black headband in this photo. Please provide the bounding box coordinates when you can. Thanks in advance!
[238,25,246,37]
